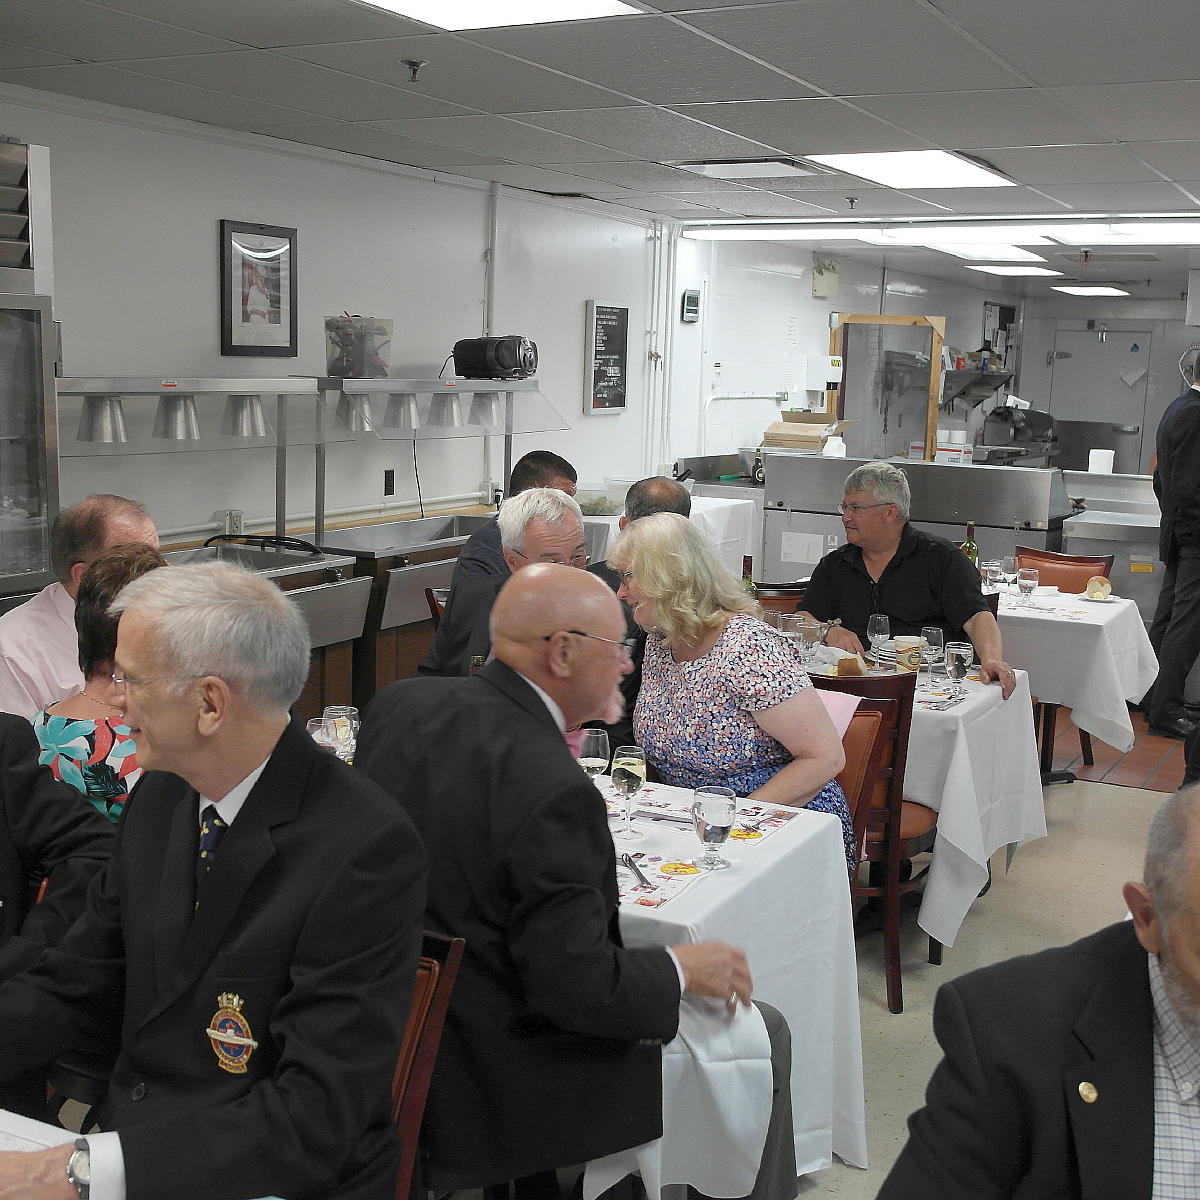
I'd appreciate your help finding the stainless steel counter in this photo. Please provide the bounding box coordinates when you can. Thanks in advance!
[316,514,491,560]
[162,544,355,581]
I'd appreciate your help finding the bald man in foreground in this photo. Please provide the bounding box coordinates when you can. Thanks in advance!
[357,566,792,1199]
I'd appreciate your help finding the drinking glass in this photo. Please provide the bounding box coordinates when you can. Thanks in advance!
[323,705,359,763]
[944,641,973,698]
[611,745,647,842]
[578,729,610,781]
[1001,555,1018,588]
[1016,567,1039,608]
[691,786,736,871]
[981,560,1002,593]
[780,614,821,669]
[919,626,944,688]
[866,613,890,673]
[306,717,339,755]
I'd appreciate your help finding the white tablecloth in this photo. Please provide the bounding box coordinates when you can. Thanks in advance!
[607,784,868,1176]
[997,590,1158,752]
[584,496,758,576]
[904,670,1047,947]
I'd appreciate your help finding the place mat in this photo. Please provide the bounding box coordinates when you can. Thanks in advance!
[616,851,704,908]
[599,782,799,846]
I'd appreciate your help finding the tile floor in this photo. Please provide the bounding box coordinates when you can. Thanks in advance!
[1046,709,1184,792]
[800,778,1163,1198]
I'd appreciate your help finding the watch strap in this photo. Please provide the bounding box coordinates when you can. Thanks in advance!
[66,1136,90,1200]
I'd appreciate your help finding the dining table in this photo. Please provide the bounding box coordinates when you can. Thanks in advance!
[995,587,1158,755]
[590,778,867,1181]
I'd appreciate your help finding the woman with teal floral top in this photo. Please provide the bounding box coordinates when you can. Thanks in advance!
[30,542,167,823]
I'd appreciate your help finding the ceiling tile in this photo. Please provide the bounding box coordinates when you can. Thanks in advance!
[1036,181,1200,212]
[114,50,466,121]
[514,107,775,160]
[641,0,798,9]
[364,114,632,163]
[672,98,931,154]
[281,35,627,113]
[0,40,75,69]
[253,122,506,170]
[465,14,815,105]
[683,0,1027,96]
[1126,142,1200,180]
[899,185,1073,214]
[853,89,1107,150]
[0,62,308,130]
[601,193,725,216]
[86,0,428,47]
[929,0,1200,87]
[541,160,721,191]
[4,0,241,60]
[424,163,631,195]
[755,174,881,194]
[979,145,1160,186]
[814,190,944,217]
[1049,83,1200,143]
[692,190,838,217]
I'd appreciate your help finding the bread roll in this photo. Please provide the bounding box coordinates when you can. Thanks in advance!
[1085,575,1112,599]
[836,653,867,677]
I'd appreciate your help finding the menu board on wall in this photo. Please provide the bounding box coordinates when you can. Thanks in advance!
[584,300,629,415]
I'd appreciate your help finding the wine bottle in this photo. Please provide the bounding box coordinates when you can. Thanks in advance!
[958,522,979,567]
[741,555,758,599]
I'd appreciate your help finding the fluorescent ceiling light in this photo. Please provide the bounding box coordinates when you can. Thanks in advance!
[359,0,640,28]
[676,159,823,180]
[1040,222,1200,245]
[681,227,887,242]
[965,266,1064,277]
[927,244,1047,262]
[803,150,1015,189]
[1050,285,1131,296]
[880,226,1052,246]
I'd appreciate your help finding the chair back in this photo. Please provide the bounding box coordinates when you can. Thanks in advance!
[1015,545,1114,594]
[393,931,465,1200]
[424,587,448,630]
[983,589,999,617]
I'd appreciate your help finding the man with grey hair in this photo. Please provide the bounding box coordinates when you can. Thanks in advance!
[421,486,589,676]
[800,460,1015,698]
[879,786,1200,1199]
[0,563,426,1200]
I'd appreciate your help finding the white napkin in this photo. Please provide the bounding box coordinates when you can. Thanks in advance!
[583,996,773,1200]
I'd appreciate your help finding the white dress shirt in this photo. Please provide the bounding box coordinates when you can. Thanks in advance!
[1150,953,1200,1198]
[0,583,82,717]
[86,758,270,1200]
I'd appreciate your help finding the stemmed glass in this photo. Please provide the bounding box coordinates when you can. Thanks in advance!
[1001,555,1018,589]
[611,745,646,842]
[578,729,610,781]
[691,786,736,871]
[944,641,974,698]
[1016,567,1039,608]
[981,561,1002,593]
[323,705,359,763]
[919,626,944,689]
[306,717,339,754]
[866,613,890,673]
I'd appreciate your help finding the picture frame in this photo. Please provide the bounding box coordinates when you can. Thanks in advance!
[219,219,297,357]
[584,300,629,415]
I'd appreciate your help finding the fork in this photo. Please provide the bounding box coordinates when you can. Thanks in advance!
[738,813,766,832]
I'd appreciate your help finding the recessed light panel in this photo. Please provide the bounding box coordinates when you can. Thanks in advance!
[927,244,1047,262]
[676,160,824,180]
[356,0,641,28]
[1050,285,1132,296]
[681,227,888,242]
[965,266,1064,277]
[803,150,1015,189]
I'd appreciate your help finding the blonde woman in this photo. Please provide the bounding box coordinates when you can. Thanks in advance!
[609,513,854,871]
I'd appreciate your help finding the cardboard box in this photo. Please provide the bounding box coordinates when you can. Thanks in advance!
[762,412,856,451]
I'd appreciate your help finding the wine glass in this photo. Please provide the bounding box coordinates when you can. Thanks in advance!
[323,705,359,763]
[306,717,339,755]
[1016,566,1039,608]
[611,745,646,842]
[1001,555,1018,589]
[944,641,973,698]
[920,626,944,689]
[578,729,610,781]
[691,786,736,871]
[981,560,1002,593]
[866,613,890,673]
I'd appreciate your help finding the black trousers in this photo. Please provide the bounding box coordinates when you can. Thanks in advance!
[1147,548,1200,724]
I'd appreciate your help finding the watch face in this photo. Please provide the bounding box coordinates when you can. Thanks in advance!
[70,1145,90,1185]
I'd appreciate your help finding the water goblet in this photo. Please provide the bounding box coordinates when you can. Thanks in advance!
[1016,567,1039,608]
[611,745,646,842]
[866,613,890,673]
[323,705,359,763]
[919,626,944,688]
[306,717,339,755]
[578,729,610,781]
[691,786,736,871]
[944,641,974,698]
[981,560,1002,593]
[1001,555,1018,588]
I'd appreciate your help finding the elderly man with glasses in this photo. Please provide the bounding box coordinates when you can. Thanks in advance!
[798,461,1015,698]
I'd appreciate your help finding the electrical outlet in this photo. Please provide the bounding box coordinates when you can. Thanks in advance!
[383,469,395,497]
[221,509,243,536]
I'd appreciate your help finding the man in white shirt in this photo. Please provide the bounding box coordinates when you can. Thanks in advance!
[0,494,159,717]
[0,562,426,1200]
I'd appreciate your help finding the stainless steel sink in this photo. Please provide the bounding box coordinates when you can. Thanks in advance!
[163,544,355,581]
[317,514,493,559]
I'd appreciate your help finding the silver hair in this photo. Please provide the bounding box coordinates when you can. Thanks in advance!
[1144,786,1200,919]
[496,487,584,551]
[110,562,310,713]
[843,460,911,521]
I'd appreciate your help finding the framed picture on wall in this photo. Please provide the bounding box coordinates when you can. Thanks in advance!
[220,219,297,357]
[584,300,629,415]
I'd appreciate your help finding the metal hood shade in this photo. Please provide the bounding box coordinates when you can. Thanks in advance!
[77,394,129,444]
[335,393,377,434]
[468,392,504,429]
[221,393,271,438]
[382,391,421,431]
[426,393,466,428]
[152,393,201,440]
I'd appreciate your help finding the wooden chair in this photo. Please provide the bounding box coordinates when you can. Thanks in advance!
[1015,545,1115,775]
[813,671,939,1013]
[393,931,465,1200]
[424,587,448,630]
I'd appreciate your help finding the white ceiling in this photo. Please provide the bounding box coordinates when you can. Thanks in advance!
[4,0,1200,298]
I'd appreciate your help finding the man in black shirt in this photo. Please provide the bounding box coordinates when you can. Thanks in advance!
[800,461,1016,698]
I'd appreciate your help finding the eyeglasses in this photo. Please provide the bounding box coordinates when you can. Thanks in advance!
[838,501,892,514]
[511,547,590,568]
[616,569,634,584]
[543,629,637,658]
[111,672,209,688]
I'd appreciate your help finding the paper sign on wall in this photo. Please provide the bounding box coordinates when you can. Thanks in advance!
[780,531,825,565]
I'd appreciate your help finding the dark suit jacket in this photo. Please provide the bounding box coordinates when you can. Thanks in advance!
[0,714,113,978]
[356,661,681,1184]
[878,922,1153,1200]
[450,516,508,584]
[418,574,505,677]
[0,716,427,1200]
[1154,387,1200,561]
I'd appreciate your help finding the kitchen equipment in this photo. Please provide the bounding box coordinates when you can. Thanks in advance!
[978,404,1056,468]
[452,335,538,380]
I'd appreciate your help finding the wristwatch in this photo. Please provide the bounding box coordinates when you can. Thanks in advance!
[66,1137,90,1199]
